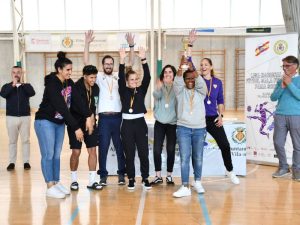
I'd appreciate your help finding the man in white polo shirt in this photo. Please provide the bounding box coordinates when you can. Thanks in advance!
[84,30,126,186]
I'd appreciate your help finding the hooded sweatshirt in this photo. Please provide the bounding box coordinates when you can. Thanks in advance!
[35,72,80,131]
[69,77,99,128]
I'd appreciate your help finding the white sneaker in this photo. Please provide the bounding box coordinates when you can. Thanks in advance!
[226,171,240,185]
[173,186,191,198]
[194,181,205,193]
[46,186,65,199]
[55,183,71,195]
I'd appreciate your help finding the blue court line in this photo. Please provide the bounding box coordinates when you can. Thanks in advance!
[67,206,79,225]
[198,194,212,225]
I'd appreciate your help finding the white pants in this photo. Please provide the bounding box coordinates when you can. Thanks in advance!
[6,116,31,164]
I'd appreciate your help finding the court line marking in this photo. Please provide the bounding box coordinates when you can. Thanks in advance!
[196,164,260,224]
[67,206,79,225]
[135,189,147,225]
[202,165,260,184]
[198,194,212,225]
[66,165,260,224]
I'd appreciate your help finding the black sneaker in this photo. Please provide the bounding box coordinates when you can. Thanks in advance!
[100,176,107,186]
[150,176,163,185]
[118,174,126,185]
[24,163,31,170]
[128,179,135,190]
[166,176,174,185]
[7,163,15,171]
[142,179,152,190]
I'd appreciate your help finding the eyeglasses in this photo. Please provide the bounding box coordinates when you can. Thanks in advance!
[281,63,295,69]
[104,63,113,66]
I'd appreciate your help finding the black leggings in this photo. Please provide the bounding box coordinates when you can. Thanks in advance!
[206,115,233,172]
[121,117,149,180]
[153,121,176,173]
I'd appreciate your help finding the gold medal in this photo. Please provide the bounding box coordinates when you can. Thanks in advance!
[207,99,211,105]
[129,88,136,113]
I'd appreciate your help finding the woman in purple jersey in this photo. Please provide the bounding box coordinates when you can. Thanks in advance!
[200,58,240,184]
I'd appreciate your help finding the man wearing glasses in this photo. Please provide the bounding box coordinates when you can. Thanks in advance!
[84,31,126,186]
[270,55,300,182]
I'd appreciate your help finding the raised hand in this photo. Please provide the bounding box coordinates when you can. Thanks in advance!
[137,47,146,59]
[85,30,95,44]
[188,28,197,45]
[125,32,135,46]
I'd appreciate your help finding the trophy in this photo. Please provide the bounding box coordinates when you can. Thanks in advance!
[180,37,190,71]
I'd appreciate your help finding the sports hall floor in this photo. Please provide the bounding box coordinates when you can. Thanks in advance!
[0,111,299,225]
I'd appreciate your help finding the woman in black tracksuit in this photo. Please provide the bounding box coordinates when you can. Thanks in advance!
[118,47,151,190]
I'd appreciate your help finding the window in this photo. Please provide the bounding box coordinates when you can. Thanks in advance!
[92,0,119,30]
[231,0,260,27]
[39,0,65,30]
[0,0,12,31]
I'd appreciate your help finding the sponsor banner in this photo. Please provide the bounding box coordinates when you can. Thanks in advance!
[245,33,298,164]
[107,122,246,177]
[25,33,147,52]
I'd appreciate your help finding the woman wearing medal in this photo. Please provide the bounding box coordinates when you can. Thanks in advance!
[118,47,152,190]
[200,57,240,185]
[172,30,208,198]
[151,65,177,186]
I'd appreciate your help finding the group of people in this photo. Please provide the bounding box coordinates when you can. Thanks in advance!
[1,29,244,199]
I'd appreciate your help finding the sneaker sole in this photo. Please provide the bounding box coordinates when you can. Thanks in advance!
[272,172,290,178]
[173,193,191,198]
[127,186,135,190]
[151,181,163,185]
[46,193,65,199]
[118,182,126,185]
[143,186,152,190]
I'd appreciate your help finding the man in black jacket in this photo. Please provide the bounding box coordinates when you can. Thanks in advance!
[0,66,35,171]
[68,65,102,191]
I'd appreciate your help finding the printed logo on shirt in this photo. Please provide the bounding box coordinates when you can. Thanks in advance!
[213,84,217,89]
[54,86,72,120]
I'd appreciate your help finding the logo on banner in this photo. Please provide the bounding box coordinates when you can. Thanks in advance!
[255,41,269,56]
[62,37,73,48]
[273,40,288,55]
[232,127,246,144]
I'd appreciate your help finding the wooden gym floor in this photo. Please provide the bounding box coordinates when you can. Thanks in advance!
[0,111,299,225]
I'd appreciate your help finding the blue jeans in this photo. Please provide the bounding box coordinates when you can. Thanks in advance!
[34,120,65,183]
[98,113,126,178]
[177,125,206,185]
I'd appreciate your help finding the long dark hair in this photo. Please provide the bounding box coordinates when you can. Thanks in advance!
[159,64,177,81]
[201,57,215,76]
[54,51,72,73]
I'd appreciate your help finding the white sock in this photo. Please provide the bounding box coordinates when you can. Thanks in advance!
[89,171,96,186]
[71,171,77,183]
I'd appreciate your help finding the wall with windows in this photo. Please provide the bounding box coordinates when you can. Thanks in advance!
[0,0,284,31]
[0,34,245,110]
[0,0,284,110]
